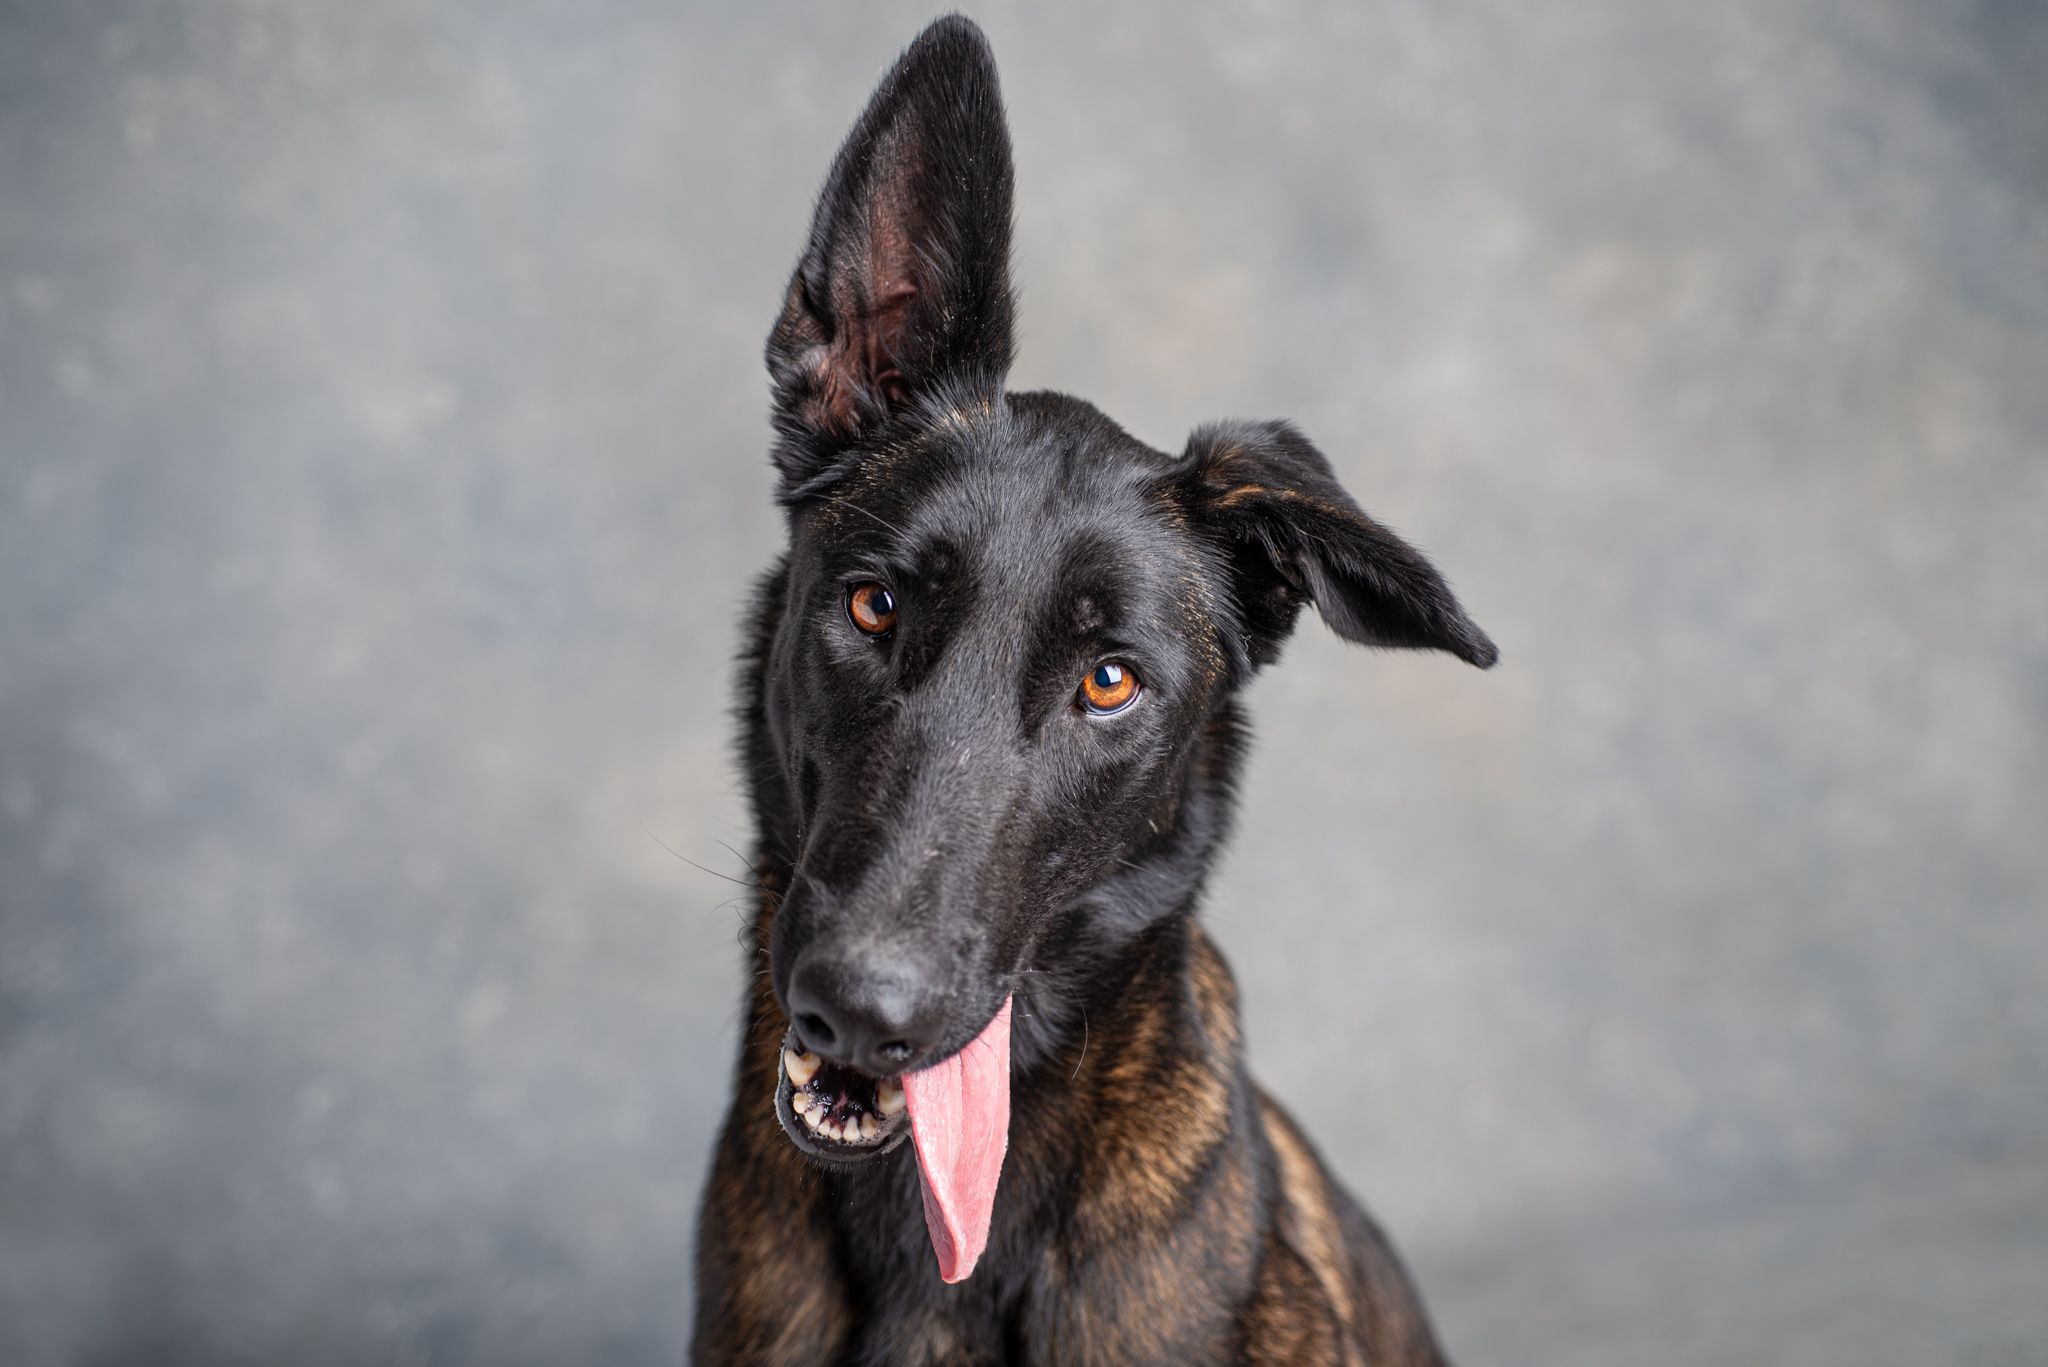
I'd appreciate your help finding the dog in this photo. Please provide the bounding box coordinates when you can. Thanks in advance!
[693,16,1494,1365]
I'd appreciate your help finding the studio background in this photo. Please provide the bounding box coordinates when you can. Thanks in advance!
[3,3,2044,1364]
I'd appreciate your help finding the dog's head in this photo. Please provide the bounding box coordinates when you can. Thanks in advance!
[752,18,1493,1176]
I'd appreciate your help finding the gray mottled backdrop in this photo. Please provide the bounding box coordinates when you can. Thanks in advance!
[3,2,2045,1364]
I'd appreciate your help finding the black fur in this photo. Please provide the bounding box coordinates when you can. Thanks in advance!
[695,17,1488,1365]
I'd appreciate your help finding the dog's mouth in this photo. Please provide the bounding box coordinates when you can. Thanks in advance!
[769,997,1015,1283]
[772,1027,912,1163]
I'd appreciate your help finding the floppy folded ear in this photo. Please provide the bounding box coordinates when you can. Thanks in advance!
[1183,421,1497,670]
[765,17,1015,493]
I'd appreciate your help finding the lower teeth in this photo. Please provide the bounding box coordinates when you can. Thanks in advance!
[793,1092,895,1144]
[781,1034,902,1148]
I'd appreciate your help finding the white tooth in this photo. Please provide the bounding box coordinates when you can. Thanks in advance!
[784,1049,819,1087]
[876,1081,905,1117]
[825,1118,845,1141]
[859,1113,879,1140]
[791,1091,813,1116]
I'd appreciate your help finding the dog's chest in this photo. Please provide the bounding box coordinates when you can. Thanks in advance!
[825,1167,1257,1367]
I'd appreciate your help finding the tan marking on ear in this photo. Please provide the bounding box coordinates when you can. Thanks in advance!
[1211,482,1347,514]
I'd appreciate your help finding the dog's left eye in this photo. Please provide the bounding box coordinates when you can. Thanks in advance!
[1078,660,1141,715]
[848,582,898,636]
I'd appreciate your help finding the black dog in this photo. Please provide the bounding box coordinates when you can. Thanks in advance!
[695,17,1492,1365]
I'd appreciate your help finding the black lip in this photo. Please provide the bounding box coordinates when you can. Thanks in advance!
[772,1025,912,1165]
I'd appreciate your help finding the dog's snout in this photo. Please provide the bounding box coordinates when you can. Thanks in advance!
[786,953,946,1077]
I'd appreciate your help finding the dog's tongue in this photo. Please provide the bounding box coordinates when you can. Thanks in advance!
[900,996,1012,1284]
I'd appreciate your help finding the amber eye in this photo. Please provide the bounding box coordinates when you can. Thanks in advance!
[1078,660,1140,715]
[847,582,898,636]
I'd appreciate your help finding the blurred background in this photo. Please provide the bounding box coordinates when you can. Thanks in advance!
[3,2,2045,1363]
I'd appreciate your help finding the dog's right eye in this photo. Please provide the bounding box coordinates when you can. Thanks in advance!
[1078,660,1141,715]
[848,582,898,636]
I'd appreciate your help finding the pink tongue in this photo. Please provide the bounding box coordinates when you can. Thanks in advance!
[900,995,1013,1284]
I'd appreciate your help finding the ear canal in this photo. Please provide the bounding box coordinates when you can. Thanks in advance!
[765,18,1016,491]
[1184,421,1497,670]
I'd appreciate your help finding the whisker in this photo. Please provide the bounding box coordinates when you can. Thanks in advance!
[640,823,764,891]
[714,838,766,878]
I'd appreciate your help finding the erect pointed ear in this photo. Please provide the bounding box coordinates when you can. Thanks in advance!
[765,17,1015,493]
[1181,421,1498,670]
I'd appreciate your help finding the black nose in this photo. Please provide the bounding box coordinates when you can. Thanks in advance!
[785,953,946,1076]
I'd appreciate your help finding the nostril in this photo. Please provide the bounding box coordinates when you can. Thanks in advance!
[797,1012,836,1048]
[787,952,939,1071]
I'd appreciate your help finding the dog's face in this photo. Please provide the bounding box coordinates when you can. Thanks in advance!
[752,20,1493,1167]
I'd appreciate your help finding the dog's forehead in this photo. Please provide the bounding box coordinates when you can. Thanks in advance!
[796,394,1228,665]
[899,412,1192,614]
